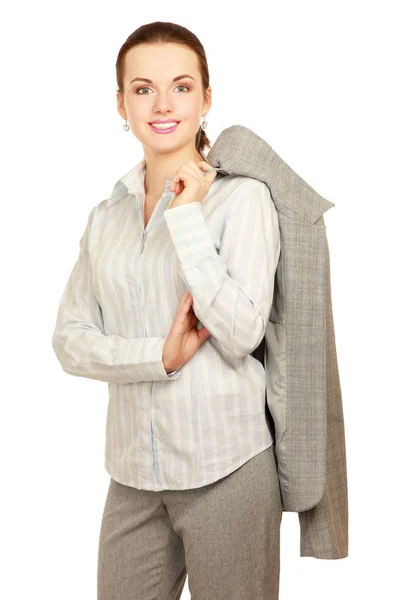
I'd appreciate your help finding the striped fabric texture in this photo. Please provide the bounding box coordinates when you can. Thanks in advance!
[52,159,281,491]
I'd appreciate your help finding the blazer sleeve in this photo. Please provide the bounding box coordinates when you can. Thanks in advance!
[51,205,183,384]
[163,179,281,358]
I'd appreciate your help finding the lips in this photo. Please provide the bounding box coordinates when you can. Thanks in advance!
[148,121,180,134]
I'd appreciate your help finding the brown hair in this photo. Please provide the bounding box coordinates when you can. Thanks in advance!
[116,21,213,159]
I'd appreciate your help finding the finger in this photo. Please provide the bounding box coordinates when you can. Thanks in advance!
[195,160,218,183]
[170,163,191,186]
[178,290,186,305]
[170,179,184,193]
[184,295,193,314]
[177,291,187,311]
[171,161,214,193]
[171,164,198,192]
[183,290,192,306]
[195,161,218,173]
[195,160,212,171]
[178,289,191,310]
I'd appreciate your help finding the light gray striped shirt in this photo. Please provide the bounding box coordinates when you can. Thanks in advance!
[52,158,281,491]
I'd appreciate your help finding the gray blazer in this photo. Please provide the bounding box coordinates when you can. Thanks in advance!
[207,125,348,559]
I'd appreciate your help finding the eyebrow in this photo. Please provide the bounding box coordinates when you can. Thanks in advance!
[129,74,196,85]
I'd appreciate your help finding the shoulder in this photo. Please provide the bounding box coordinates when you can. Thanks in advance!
[87,198,107,221]
[82,198,109,235]
[228,174,271,194]
[226,175,273,211]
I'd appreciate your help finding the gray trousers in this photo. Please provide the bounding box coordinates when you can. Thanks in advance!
[97,444,282,600]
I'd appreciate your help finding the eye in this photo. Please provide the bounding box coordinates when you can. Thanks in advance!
[135,84,190,94]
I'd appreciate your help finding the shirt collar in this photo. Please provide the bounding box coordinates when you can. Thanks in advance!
[106,158,174,206]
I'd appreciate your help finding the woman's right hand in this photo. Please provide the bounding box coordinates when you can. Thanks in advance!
[162,289,212,372]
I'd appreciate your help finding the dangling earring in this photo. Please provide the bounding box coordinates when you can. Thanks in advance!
[201,116,208,130]
[123,119,130,132]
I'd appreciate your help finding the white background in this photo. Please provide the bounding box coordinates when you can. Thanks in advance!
[1,1,410,598]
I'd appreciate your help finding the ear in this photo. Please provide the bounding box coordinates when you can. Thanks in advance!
[116,90,127,121]
[203,86,212,113]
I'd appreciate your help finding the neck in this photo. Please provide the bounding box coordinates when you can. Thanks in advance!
[142,149,205,199]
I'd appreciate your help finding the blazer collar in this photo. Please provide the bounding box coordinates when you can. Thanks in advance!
[207,125,335,224]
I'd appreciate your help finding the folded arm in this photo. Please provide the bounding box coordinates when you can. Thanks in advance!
[52,206,182,384]
[164,179,281,359]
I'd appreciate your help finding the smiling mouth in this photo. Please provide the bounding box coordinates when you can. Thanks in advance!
[148,122,181,133]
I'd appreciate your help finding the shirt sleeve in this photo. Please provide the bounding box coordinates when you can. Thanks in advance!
[163,178,281,359]
[51,205,183,384]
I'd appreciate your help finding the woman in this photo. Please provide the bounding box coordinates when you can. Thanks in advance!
[52,21,282,600]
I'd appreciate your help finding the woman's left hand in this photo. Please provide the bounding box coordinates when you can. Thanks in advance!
[169,160,217,208]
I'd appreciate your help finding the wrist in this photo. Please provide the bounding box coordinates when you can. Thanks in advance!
[169,200,199,209]
[162,354,174,373]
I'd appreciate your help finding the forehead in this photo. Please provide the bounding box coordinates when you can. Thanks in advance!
[124,43,199,81]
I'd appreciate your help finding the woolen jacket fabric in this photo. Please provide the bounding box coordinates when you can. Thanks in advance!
[207,125,349,559]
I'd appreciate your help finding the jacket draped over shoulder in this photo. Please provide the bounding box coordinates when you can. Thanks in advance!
[207,125,349,559]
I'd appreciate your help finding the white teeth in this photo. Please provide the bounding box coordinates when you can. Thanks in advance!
[151,122,178,129]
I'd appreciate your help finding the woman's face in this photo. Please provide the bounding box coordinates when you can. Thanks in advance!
[117,42,211,157]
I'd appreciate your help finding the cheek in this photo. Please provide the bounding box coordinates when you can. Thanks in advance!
[128,94,151,111]
[178,93,202,113]
[181,106,202,122]
[128,103,152,123]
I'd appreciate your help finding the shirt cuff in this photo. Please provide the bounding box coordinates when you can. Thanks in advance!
[157,339,183,380]
[164,202,219,270]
